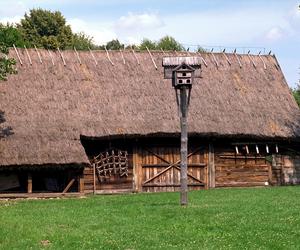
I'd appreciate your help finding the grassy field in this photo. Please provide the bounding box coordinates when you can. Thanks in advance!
[1,187,300,249]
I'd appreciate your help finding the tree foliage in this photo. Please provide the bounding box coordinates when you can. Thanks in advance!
[0,23,29,48]
[105,39,124,50]
[18,8,73,49]
[0,43,16,81]
[71,32,95,50]
[139,38,157,50]
[292,87,300,107]
[157,36,184,51]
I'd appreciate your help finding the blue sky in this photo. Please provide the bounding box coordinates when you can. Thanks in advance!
[0,0,299,87]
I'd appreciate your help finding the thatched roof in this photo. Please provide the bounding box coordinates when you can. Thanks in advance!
[0,48,300,167]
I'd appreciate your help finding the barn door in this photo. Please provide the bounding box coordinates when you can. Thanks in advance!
[137,146,208,192]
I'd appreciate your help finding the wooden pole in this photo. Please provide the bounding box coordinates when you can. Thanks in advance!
[179,86,188,205]
[208,143,215,188]
[93,163,96,194]
[27,173,32,194]
[79,176,84,193]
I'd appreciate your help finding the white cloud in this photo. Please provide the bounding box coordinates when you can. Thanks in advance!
[68,18,116,45]
[0,16,23,24]
[115,12,164,30]
[265,27,285,41]
[264,5,300,42]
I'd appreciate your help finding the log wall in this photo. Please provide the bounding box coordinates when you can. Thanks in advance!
[215,146,270,187]
[272,155,300,185]
[82,140,300,193]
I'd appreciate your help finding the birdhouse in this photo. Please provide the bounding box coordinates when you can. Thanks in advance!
[172,63,195,88]
[162,56,201,89]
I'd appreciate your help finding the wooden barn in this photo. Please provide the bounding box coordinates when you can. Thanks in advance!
[1,48,300,196]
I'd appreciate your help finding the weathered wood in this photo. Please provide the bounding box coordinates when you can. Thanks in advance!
[13,44,23,65]
[143,147,203,185]
[218,156,265,159]
[208,143,215,188]
[93,163,96,194]
[143,183,205,187]
[173,165,205,184]
[79,177,84,193]
[62,178,75,193]
[27,173,32,193]
[94,189,134,194]
[179,86,188,205]
[142,163,206,168]
[0,193,83,199]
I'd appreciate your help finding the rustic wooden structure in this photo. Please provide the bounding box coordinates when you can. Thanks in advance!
[1,48,300,196]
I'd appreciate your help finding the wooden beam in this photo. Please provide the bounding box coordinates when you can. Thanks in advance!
[143,147,203,185]
[27,173,32,193]
[79,177,84,193]
[133,146,142,192]
[142,183,205,187]
[93,163,96,194]
[208,143,215,188]
[62,178,75,193]
[142,163,206,168]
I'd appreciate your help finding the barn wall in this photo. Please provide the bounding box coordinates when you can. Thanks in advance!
[133,145,208,193]
[82,138,300,193]
[272,155,300,185]
[84,164,133,193]
[214,146,271,187]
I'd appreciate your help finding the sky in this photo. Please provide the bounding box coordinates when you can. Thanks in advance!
[0,0,299,87]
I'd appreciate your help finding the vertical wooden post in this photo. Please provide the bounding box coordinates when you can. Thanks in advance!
[93,163,96,194]
[180,87,188,205]
[27,173,32,193]
[79,176,84,193]
[208,143,215,188]
[133,145,142,192]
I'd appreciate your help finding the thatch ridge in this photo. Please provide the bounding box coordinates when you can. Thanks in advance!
[0,48,299,166]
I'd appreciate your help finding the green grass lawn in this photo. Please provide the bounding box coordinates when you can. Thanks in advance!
[1,187,300,249]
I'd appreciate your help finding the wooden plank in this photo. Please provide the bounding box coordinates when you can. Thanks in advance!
[79,177,84,193]
[142,163,206,168]
[93,163,96,194]
[94,189,134,194]
[62,178,75,193]
[143,147,202,185]
[27,173,32,194]
[0,193,83,199]
[216,182,266,187]
[142,183,205,187]
[132,146,142,192]
[218,156,265,159]
[208,143,215,188]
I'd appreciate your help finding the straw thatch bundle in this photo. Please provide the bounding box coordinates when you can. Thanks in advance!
[0,48,299,167]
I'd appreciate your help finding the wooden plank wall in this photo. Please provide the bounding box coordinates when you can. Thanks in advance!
[274,155,300,185]
[83,154,133,192]
[215,147,270,187]
[134,146,208,192]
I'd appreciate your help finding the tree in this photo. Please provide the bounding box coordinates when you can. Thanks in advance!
[139,38,157,50]
[71,32,96,50]
[292,88,300,107]
[105,39,124,50]
[157,36,184,51]
[18,8,73,49]
[0,43,17,81]
[197,46,207,53]
[0,23,29,48]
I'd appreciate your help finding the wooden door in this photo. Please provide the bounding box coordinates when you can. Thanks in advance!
[135,146,208,192]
